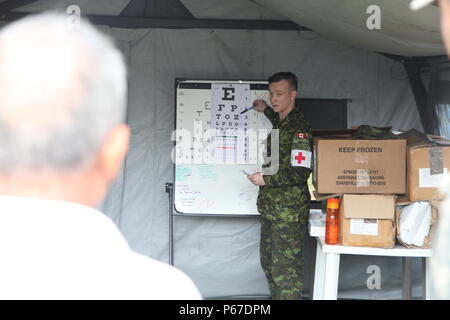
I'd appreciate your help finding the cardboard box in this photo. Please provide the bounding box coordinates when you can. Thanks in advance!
[314,137,406,194]
[399,129,450,201]
[339,194,396,248]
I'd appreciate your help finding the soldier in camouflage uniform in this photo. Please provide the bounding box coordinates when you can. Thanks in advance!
[247,72,313,300]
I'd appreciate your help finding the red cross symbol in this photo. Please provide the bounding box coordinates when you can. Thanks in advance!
[295,152,306,164]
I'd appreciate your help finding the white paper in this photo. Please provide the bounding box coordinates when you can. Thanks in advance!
[350,218,378,236]
[308,210,326,237]
[399,201,432,246]
[418,168,447,188]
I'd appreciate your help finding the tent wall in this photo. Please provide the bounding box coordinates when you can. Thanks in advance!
[98,27,424,299]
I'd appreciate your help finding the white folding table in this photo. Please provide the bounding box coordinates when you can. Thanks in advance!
[312,236,433,300]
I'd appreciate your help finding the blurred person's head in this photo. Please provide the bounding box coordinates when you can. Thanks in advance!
[410,0,450,55]
[0,13,129,207]
[410,0,450,299]
[438,0,450,55]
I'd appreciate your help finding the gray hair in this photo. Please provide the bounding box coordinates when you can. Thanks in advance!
[0,13,127,173]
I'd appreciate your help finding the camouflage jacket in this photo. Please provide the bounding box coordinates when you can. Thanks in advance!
[257,106,313,222]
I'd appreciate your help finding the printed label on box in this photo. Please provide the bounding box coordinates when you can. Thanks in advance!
[349,218,378,236]
[418,168,447,188]
[335,169,386,187]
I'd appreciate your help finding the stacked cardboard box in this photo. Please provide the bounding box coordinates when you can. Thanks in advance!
[313,128,444,248]
[398,129,450,202]
[339,194,396,248]
[313,135,406,194]
[313,130,406,248]
[394,129,448,248]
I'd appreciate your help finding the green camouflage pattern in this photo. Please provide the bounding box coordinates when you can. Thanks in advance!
[352,125,393,139]
[260,217,306,300]
[257,105,313,300]
[257,106,313,222]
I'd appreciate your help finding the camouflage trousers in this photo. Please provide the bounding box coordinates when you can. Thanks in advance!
[260,217,306,300]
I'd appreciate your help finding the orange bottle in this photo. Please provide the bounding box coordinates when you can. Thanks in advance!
[325,198,340,245]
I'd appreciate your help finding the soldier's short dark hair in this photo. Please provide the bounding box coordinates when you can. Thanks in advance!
[268,72,298,91]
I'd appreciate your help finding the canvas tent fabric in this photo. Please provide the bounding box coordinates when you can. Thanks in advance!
[253,0,443,57]
[1,0,435,299]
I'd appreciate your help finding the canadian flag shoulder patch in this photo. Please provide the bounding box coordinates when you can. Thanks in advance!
[291,150,312,168]
[296,132,306,139]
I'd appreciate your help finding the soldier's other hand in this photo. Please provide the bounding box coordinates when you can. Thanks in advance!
[247,172,266,186]
[252,99,268,112]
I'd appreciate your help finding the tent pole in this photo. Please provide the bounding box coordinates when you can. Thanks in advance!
[403,58,439,135]
[165,182,175,266]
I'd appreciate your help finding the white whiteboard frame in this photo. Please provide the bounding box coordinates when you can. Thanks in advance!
[173,78,272,216]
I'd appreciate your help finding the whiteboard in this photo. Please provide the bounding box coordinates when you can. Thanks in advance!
[174,79,272,215]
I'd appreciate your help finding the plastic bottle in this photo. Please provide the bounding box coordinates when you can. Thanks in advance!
[325,198,340,245]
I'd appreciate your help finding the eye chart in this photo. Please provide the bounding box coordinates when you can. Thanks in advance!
[211,83,250,164]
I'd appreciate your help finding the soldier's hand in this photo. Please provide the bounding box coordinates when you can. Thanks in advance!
[252,99,268,112]
[247,172,266,186]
